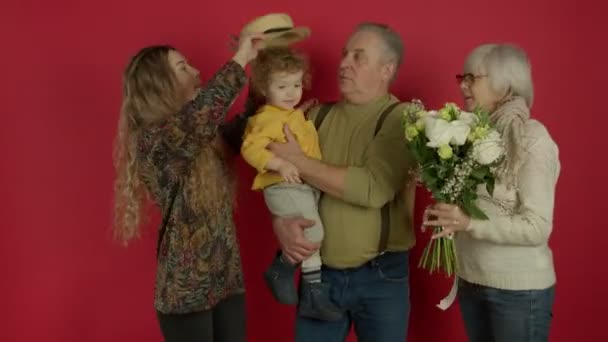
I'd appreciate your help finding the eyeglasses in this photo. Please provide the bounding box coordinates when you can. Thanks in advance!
[456,73,488,86]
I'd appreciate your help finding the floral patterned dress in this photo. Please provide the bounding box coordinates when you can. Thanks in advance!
[137,60,250,314]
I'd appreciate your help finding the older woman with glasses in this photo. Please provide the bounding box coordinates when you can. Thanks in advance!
[423,44,560,342]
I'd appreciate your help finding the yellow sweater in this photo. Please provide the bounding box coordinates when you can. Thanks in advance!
[241,105,322,190]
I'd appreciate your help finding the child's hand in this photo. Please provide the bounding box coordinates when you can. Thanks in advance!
[265,156,302,183]
[278,162,302,184]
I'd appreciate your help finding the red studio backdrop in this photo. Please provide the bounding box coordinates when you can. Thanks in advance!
[1,0,606,341]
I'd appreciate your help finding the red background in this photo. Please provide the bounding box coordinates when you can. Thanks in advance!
[2,0,606,341]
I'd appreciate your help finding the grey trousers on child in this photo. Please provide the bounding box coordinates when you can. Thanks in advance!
[263,183,323,272]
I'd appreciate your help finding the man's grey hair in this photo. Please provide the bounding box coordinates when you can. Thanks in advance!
[355,22,404,80]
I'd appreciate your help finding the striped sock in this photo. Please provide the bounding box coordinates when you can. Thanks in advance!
[302,268,321,283]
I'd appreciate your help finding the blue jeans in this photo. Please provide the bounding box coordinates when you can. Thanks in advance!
[295,251,410,342]
[458,278,555,342]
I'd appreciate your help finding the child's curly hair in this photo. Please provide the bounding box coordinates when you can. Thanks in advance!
[251,46,311,95]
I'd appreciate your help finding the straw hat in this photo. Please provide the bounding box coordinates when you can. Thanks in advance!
[240,13,310,47]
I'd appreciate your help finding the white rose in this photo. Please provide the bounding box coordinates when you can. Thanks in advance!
[458,112,479,127]
[449,120,471,146]
[424,118,452,148]
[472,130,503,165]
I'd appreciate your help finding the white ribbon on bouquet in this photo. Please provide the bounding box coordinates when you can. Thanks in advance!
[436,277,458,310]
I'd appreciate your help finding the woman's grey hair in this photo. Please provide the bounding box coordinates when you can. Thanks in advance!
[464,44,534,107]
[355,22,404,80]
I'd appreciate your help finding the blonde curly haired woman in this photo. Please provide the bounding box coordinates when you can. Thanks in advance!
[113,33,263,342]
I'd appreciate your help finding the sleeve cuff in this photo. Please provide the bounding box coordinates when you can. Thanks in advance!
[224,60,248,88]
[466,218,489,240]
[256,152,274,174]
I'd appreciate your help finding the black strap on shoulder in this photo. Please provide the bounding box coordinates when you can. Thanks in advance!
[376,102,401,253]
[314,102,335,130]
[375,102,400,136]
[312,100,400,254]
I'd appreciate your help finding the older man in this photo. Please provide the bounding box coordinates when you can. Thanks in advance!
[269,23,416,341]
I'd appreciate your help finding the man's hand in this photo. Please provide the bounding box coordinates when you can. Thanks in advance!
[272,216,320,264]
[267,125,304,164]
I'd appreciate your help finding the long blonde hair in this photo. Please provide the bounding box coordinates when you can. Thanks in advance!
[113,45,234,243]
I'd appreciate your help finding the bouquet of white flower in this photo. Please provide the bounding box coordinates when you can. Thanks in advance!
[403,100,504,276]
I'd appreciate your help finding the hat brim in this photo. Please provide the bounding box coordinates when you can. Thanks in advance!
[263,27,310,47]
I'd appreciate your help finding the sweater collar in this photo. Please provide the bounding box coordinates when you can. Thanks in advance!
[340,93,394,117]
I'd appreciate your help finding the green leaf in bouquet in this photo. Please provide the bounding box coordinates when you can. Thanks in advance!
[453,145,467,159]
[417,140,432,162]
[463,201,489,220]
[471,168,487,180]
[421,167,438,188]
[408,144,422,162]
[464,191,480,208]
[409,139,420,154]
[460,143,473,156]
[439,157,456,175]
[485,176,496,196]
[433,191,448,202]
[463,178,475,191]
[461,189,476,204]
[436,161,448,173]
